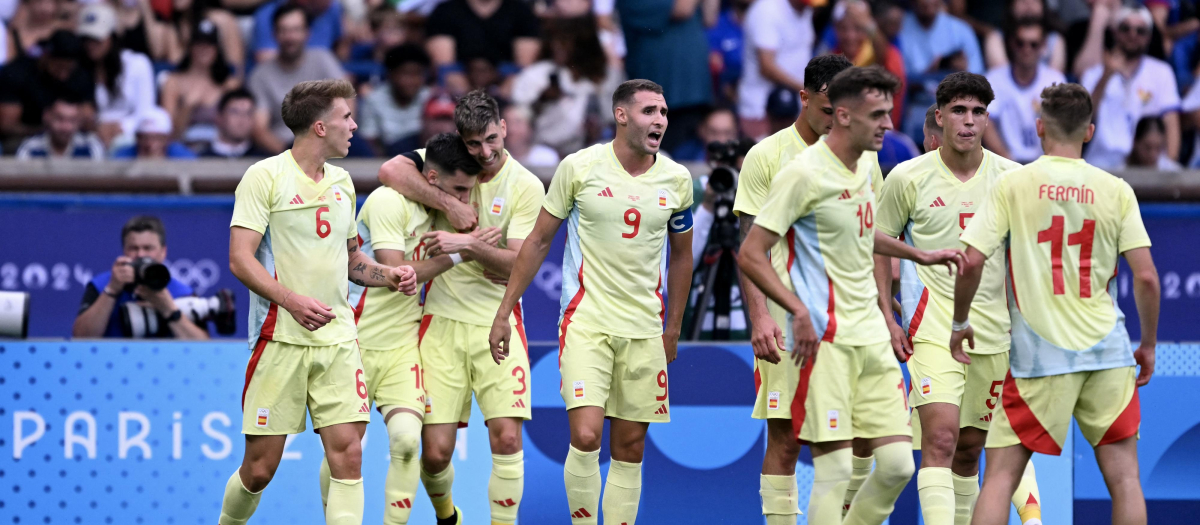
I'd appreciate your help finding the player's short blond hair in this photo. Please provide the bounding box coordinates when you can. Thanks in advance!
[1040,83,1093,140]
[281,79,356,135]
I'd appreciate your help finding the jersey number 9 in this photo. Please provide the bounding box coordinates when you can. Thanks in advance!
[622,208,642,239]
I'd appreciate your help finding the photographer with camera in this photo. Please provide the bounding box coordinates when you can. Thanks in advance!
[72,216,210,340]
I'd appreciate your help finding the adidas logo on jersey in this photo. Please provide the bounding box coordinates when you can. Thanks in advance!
[929,197,946,207]
[979,413,993,422]
[654,404,669,415]
[290,195,305,205]
[493,498,517,507]
[572,508,593,519]
[390,499,412,509]
[511,399,526,409]
[838,190,852,200]
[358,403,369,413]
[597,187,614,197]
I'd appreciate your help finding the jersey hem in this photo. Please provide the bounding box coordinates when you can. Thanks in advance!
[569,318,664,340]
[230,220,266,234]
[911,337,1010,355]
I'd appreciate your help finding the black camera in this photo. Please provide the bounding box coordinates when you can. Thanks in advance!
[130,256,171,290]
[121,288,237,337]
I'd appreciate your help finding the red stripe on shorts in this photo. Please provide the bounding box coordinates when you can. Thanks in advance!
[242,337,269,410]
[513,302,529,360]
[789,354,818,444]
[907,287,930,339]
[821,276,837,343]
[559,260,586,372]
[1097,387,1141,446]
[418,315,433,348]
[1000,370,1062,455]
[754,366,762,394]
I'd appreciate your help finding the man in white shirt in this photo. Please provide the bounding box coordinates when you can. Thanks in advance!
[984,19,1066,163]
[738,0,813,139]
[1080,6,1181,169]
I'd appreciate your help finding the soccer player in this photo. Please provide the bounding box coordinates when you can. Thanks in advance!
[875,72,1043,525]
[488,79,694,525]
[738,66,963,525]
[219,79,418,525]
[734,54,861,525]
[953,83,1159,525]
[316,133,490,524]
[375,90,544,525]
[923,104,942,152]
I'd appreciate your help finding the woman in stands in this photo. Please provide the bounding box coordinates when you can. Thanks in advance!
[160,19,239,145]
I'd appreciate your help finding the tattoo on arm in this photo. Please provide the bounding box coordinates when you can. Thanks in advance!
[352,262,367,273]
[370,267,386,281]
[349,244,358,253]
[351,278,366,286]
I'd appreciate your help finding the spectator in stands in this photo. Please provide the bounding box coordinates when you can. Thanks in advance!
[465,56,503,96]
[828,0,907,125]
[1067,0,1121,79]
[14,98,105,159]
[502,103,560,167]
[763,85,799,139]
[512,15,621,156]
[617,0,718,153]
[197,89,271,158]
[360,43,431,157]
[922,103,942,152]
[72,215,208,339]
[1,18,8,65]
[78,2,157,149]
[5,0,70,60]
[706,0,751,105]
[160,0,245,80]
[252,0,342,63]
[898,0,984,76]
[673,106,737,162]
[425,0,541,95]
[738,0,813,139]
[984,17,1067,163]
[1124,115,1183,170]
[0,30,94,152]
[1082,6,1181,168]
[420,90,457,144]
[113,106,197,159]
[1146,0,1200,62]
[160,20,237,146]
[248,2,345,153]
[109,0,170,60]
[983,0,1067,72]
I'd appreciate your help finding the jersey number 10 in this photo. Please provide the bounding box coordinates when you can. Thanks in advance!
[1037,215,1096,298]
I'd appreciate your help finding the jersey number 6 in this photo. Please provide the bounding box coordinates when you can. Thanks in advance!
[316,206,332,238]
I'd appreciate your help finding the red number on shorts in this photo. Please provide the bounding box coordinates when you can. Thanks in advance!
[315,206,332,238]
[1037,215,1096,298]
[622,208,641,239]
[411,364,422,389]
[355,369,368,399]
[655,370,668,401]
[899,379,909,411]
[512,366,527,395]
[856,202,874,237]
[986,380,1003,410]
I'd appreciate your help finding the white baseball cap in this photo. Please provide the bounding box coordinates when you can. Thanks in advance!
[77,3,117,40]
[137,108,173,135]
[1113,6,1153,29]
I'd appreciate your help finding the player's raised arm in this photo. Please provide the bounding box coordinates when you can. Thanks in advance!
[379,152,478,231]
[488,208,564,362]
[346,240,418,294]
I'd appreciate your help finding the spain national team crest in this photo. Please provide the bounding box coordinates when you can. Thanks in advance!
[424,395,433,414]
[657,189,668,208]
[334,190,343,202]
[768,391,780,410]
[921,377,932,395]
[827,410,839,430]
[491,197,505,215]
[256,408,269,427]
[573,380,585,399]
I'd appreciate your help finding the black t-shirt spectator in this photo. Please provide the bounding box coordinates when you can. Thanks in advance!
[0,57,96,129]
[426,0,540,65]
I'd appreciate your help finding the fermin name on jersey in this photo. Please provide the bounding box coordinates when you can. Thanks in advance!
[1038,184,1095,204]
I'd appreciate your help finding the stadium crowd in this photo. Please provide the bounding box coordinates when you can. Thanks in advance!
[0,0,1195,171]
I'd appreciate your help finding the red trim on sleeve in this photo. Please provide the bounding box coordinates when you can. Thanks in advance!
[1000,371,1063,455]
[1097,388,1140,446]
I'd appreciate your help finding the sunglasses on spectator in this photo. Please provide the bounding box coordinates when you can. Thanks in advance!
[1014,39,1043,49]
[1118,23,1149,36]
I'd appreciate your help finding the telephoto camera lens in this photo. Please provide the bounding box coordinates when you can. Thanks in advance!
[130,257,171,290]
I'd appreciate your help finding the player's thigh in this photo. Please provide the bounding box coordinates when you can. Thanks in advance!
[419,315,472,425]
[362,340,425,414]
[242,339,311,435]
[608,335,671,423]
[906,342,967,409]
[1074,366,1140,448]
[960,352,1009,431]
[471,317,532,421]
[795,341,858,444]
[307,340,372,430]
[985,372,1084,455]
[558,322,615,411]
[853,341,913,440]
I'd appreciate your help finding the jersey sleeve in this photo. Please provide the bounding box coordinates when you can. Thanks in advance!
[875,171,914,237]
[230,165,273,234]
[733,143,772,217]
[959,179,1011,256]
[365,192,413,252]
[675,170,695,212]
[542,156,578,219]
[754,166,816,236]
[344,175,358,240]
[507,175,545,241]
[1117,182,1153,252]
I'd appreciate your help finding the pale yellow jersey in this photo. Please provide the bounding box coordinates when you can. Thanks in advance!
[734,124,811,292]
[349,187,433,351]
[876,148,1022,354]
[544,142,695,339]
[422,151,544,326]
[230,150,357,348]
[961,155,1152,378]
[754,140,888,346]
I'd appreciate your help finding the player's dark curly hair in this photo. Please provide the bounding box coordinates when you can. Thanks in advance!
[804,54,854,93]
[424,133,483,176]
[936,72,995,108]
[826,66,900,106]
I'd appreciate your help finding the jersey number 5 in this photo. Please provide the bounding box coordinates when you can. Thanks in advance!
[316,206,332,238]
[1037,215,1096,298]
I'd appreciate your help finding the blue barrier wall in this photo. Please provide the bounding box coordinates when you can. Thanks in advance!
[1,195,1199,342]
[3,341,1198,524]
